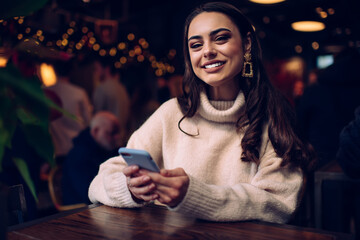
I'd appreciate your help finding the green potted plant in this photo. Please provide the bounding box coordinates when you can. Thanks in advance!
[0,0,58,202]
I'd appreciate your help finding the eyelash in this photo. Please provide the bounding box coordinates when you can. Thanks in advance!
[215,35,230,41]
[189,34,231,49]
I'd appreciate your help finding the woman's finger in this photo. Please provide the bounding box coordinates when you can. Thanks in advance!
[123,165,139,177]
[128,175,152,188]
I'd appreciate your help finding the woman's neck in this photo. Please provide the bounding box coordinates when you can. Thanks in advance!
[207,80,240,101]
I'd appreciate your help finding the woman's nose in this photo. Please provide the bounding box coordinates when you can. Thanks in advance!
[203,43,216,58]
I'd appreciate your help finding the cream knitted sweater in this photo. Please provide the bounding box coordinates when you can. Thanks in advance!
[88,91,303,223]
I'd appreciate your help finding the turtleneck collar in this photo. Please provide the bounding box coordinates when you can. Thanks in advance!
[197,90,245,123]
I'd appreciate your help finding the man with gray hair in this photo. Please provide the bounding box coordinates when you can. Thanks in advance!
[62,111,121,205]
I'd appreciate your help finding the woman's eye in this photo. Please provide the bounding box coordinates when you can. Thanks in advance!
[190,43,202,49]
[216,35,230,42]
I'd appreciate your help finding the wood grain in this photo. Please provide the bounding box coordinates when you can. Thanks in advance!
[7,204,353,240]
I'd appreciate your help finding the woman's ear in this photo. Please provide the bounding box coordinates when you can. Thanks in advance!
[244,32,252,54]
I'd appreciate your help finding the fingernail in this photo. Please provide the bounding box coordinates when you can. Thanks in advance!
[143,176,150,181]
[132,165,138,170]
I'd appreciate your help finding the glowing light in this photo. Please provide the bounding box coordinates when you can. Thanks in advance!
[70,21,76,28]
[109,48,117,56]
[18,19,24,24]
[134,46,142,55]
[99,49,106,56]
[17,34,23,40]
[40,63,57,87]
[142,42,149,49]
[291,21,325,32]
[312,42,319,50]
[93,44,100,51]
[263,16,270,24]
[89,37,96,45]
[25,27,31,34]
[127,33,135,41]
[82,27,89,34]
[114,62,122,68]
[168,49,176,59]
[155,69,164,77]
[118,42,126,50]
[76,43,83,50]
[38,35,45,42]
[149,55,156,62]
[62,33,69,39]
[36,30,43,36]
[328,8,335,15]
[168,66,175,73]
[120,57,127,64]
[0,56,8,67]
[137,55,145,62]
[56,40,62,47]
[139,38,145,44]
[67,28,74,35]
[61,39,68,46]
[295,45,303,53]
[129,50,135,57]
[319,11,328,18]
[249,0,285,4]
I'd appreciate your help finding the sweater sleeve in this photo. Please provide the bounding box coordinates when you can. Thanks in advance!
[88,156,149,207]
[337,106,360,179]
[169,139,303,223]
[88,100,166,207]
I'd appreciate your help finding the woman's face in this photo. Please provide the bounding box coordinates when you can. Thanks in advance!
[187,12,250,91]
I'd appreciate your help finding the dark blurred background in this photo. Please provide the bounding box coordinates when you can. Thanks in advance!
[1,0,360,238]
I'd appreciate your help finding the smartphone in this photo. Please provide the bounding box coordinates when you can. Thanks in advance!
[118,147,160,172]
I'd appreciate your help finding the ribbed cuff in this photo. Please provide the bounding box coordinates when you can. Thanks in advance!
[114,172,146,208]
[168,175,223,220]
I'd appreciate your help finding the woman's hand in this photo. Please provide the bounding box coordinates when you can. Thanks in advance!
[122,165,158,203]
[146,168,189,207]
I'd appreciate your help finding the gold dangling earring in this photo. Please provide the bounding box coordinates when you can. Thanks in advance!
[242,52,253,78]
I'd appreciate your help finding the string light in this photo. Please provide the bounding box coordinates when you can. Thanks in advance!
[1,17,176,77]
[127,33,135,41]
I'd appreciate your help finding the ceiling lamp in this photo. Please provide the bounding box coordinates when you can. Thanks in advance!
[291,21,325,32]
[249,0,286,4]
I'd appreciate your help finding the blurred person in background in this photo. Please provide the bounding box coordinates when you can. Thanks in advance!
[92,58,130,143]
[62,111,121,205]
[46,59,93,164]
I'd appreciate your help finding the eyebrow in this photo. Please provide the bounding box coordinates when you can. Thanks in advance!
[188,28,231,41]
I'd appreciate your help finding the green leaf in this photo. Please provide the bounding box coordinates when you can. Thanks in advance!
[20,124,55,168]
[0,97,17,171]
[0,0,48,19]
[12,157,38,202]
[0,65,75,121]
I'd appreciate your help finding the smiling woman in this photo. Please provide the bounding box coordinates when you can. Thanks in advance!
[187,12,248,100]
[88,2,316,224]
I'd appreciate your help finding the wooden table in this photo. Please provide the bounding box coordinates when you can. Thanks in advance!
[7,203,354,240]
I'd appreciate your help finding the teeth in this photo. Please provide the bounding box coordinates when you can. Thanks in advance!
[204,62,223,69]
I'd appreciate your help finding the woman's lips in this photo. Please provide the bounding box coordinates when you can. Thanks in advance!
[202,61,225,73]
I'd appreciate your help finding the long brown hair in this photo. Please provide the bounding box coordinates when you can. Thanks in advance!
[177,2,316,171]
